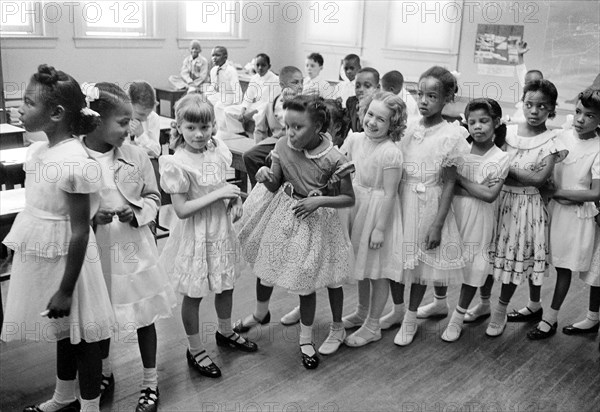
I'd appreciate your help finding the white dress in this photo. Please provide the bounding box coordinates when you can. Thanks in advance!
[581,224,600,287]
[453,145,510,287]
[90,148,176,329]
[548,129,600,271]
[399,120,470,285]
[341,132,404,281]
[1,139,115,344]
[158,139,242,298]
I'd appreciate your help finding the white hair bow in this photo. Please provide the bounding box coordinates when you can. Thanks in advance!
[81,82,100,107]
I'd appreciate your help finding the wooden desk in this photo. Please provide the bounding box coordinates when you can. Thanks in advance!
[0,124,25,149]
[0,188,26,255]
[217,130,254,193]
[0,147,27,189]
[155,87,186,118]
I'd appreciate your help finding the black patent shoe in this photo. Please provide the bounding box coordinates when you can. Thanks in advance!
[216,331,258,352]
[186,349,222,378]
[232,311,271,333]
[23,400,80,412]
[99,373,115,405]
[135,387,159,412]
[507,307,543,322]
[562,322,599,335]
[527,320,557,340]
[300,343,320,370]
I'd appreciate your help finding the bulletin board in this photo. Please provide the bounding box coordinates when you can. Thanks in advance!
[458,1,599,109]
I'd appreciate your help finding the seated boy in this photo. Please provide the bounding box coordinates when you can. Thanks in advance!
[347,67,380,132]
[205,46,242,130]
[381,70,420,123]
[303,52,335,98]
[244,66,304,188]
[127,81,161,158]
[224,53,281,135]
[334,54,361,106]
[168,40,209,93]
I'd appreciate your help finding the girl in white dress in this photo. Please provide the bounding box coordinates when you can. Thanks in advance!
[1,65,114,412]
[394,66,470,346]
[527,88,600,339]
[441,98,510,342]
[159,94,257,381]
[486,79,568,337]
[82,82,177,410]
[340,91,406,347]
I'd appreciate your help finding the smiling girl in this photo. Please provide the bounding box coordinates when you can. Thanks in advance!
[340,91,407,348]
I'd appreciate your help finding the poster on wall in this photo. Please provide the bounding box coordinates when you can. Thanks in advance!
[475,24,525,77]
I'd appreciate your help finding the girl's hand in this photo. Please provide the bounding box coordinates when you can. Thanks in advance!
[45,289,72,318]
[424,225,442,250]
[292,197,322,219]
[115,205,134,223]
[216,183,242,200]
[130,119,144,137]
[230,203,243,223]
[482,176,500,188]
[94,208,115,225]
[369,228,384,249]
[256,167,274,183]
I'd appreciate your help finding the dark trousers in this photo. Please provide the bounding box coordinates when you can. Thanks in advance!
[242,143,275,188]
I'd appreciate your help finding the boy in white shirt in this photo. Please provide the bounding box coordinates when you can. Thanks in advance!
[381,70,420,124]
[205,46,242,130]
[303,53,335,98]
[127,81,161,158]
[168,40,209,93]
[224,53,281,135]
[335,54,361,106]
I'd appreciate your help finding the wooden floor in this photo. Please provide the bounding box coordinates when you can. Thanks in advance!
[1,237,599,411]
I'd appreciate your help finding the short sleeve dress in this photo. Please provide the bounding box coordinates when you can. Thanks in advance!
[493,125,568,286]
[399,120,471,285]
[453,145,510,287]
[341,132,404,282]
[158,138,242,298]
[548,129,600,272]
[238,134,355,294]
[1,139,115,344]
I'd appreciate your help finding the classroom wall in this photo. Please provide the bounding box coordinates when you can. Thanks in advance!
[1,1,288,102]
[2,0,597,112]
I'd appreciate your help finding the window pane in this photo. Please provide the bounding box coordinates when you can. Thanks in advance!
[82,1,145,36]
[185,1,234,34]
[1,1,36,35]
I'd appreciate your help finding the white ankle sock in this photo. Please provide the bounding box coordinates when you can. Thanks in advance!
[142,367,158,390]
[37,378,77,411]
[299,323,315,356]
[80,396,100,412]
[255,300,270,320]
[573,310,600,329]
[519,299,541,314]
[217,318,234,336]
[187,333,204,355]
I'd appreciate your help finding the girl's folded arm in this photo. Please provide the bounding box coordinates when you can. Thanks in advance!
[508,153,556,187]
[553,179,600,203]
[458,174,505,203]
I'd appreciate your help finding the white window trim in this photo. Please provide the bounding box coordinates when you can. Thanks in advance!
[0,1,57,48]
[304,0,365,49]
[72,1,165,48]
[176,1,248,48]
